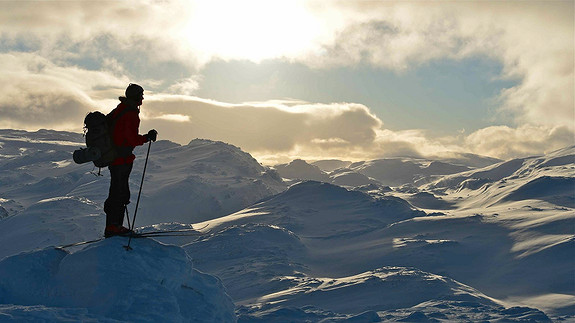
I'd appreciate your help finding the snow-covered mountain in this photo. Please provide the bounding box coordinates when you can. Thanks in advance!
[347,158,473,187]
[188,167,573,321]
[273,159,331,183]
[131,138,286,224]
[311,159,352,172]
[273,155,498,188]
[0,129,286,227]
[422,146,575,209]
[330,167,381,187]
[0,129,573,322]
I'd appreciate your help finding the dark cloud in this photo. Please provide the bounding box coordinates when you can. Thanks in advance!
[0,92,89,128]
[0,53,124,130]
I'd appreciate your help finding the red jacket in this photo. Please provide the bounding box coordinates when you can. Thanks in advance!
[109,99,147,165]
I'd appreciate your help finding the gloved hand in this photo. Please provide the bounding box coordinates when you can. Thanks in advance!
[145,129,158,142]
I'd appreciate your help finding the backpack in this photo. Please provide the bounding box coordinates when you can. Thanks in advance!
[73,108,136,168]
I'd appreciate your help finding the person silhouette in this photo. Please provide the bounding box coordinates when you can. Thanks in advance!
[104,83,157,237]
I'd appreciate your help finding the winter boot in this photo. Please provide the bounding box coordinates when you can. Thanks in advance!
[104,225,134,238]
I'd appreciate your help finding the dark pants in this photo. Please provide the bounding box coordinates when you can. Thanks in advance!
[104,163,133,227]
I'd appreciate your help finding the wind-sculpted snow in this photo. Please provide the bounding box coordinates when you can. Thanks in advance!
[200,181,425,240]
[1,129,574,321]
[260,266,501,312]
[422,158,532,195]
[237,267,550,322]
[405,191,456,210]
[0,238,236,322]
[0,196,102,260]
[185,223,307,303]
[426,146,574,195]
[189,176,573,320]
[540,154,575,168]
[189,218,552,322]
[0,129,84,157]
[504,176,575,208]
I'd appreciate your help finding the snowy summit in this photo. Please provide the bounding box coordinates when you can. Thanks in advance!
[0,129,573,322]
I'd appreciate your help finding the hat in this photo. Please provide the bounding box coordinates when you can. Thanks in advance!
[125,83,144,100]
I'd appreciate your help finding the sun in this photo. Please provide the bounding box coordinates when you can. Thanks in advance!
[183,0,322,62]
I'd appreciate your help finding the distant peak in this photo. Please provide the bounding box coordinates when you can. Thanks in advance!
[187,138,242,151]
[288,159,311,165]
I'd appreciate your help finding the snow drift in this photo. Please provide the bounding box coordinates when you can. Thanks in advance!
[0,238,235,322]
[240,266,550,322]
[0,196,103,260]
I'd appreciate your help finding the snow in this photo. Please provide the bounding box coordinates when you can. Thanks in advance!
[0,196,102,260]
[273,159,331,182]
[345,158,472,187]
[131,138,286,224]
[0,129,573,322]
[242,266,549,321]
[0,238,235,322]
[275,157,480,188]
[311,159,352,172]
[0,131,286,225]
[330,169,380,187]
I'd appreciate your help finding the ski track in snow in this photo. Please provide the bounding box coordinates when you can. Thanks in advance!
[0,129,573,322]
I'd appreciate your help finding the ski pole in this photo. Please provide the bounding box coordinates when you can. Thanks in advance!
[125,205,131,230]
[125,140,152,251]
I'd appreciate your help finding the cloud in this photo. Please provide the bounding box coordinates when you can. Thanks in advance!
[132,94,464,163]
[2,1,571,132]
[166,77,202,96]
[0,1,572,163]
[139,96,468,163]
[464,125,574,160]
[304,1,574,130]
[0,53,127,130]
[0,52,570,163]
[141,96,381,153]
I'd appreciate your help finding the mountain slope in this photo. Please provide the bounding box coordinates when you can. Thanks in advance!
[1,129,572,321]
[185,179,569,319]
[274,156,483,188]
[0,130,287,226]
[349,158,472,187]
[134,138,286,224]
[273,159,331,182]
[423,145,575,209]
[240,266,549,322]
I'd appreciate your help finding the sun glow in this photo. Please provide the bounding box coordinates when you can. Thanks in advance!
[184,0,322,62]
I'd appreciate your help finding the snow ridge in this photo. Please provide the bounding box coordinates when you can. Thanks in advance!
[0,129,573,321]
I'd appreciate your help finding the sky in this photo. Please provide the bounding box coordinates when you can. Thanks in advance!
[0,0,573,164]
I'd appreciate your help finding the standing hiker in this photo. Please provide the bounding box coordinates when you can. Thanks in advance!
[104,83,157,237]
